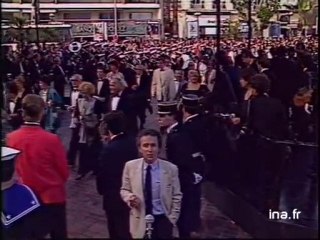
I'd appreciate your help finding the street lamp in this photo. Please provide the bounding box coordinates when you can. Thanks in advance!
[114,0,118,38]
[247,0,252,49]
[194,12,201,39]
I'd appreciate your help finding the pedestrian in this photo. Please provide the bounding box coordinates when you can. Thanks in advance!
[6,94,69,239]
[96,111,138,239]
[120,129,182,239]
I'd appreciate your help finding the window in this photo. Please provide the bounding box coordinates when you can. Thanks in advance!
[221,0,226,9]
[63,12,91,19]
[129,12,152,20]
[212,0,216,8]
[201,0,205,8]
[99,12,114,19]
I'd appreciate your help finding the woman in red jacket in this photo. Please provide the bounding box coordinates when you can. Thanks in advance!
[6,94,69,239]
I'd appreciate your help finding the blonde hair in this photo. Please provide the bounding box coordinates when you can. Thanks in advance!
[78,82,96,95]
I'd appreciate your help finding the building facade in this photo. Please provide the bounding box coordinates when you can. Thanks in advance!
[177,0,237,38]
[1,0,162,39]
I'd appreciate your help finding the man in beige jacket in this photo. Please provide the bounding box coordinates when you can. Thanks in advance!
[120,129,182,239]
[151,58,177,102]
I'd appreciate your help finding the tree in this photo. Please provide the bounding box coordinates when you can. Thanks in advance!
[3,15,59,44]
[5,16,28,45]
[297,0,316,34]
[231,0,280,35]
[227,20,241,39]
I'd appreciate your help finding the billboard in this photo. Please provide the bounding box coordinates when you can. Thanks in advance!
[107,22,147,36]
[71,23,107,39]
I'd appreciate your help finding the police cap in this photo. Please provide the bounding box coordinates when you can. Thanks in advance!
[157,101,178,115]
[1,147,20,183]
[181,94,200,107]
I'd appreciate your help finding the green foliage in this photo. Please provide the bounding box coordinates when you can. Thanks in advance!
[257,6,274,29]
[3,15,60,43]
[228,20,241,39]
[297,0,316,28]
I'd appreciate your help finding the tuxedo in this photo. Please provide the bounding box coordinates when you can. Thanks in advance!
[134,73,152,128]
[96,133,138,238]
[107,88,138,135]
[95,79,110,117]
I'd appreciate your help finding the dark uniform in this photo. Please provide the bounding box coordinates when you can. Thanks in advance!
[179,94,207,234]
[2,147,45,239]
[157,102,196,238]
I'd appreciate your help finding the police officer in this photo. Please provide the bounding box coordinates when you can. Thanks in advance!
[2,146,44,239]
[179,94,208,237]
[157,101,196,238]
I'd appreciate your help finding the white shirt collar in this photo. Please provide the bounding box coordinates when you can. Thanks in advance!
[167,122,178,134]
[143,159,159,170]
[184,114,199,123]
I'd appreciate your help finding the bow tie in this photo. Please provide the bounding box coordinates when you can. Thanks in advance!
[98,79,104,82]
[112,94,121,98]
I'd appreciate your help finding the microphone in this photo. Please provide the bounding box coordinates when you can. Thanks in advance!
[145,214,154,239]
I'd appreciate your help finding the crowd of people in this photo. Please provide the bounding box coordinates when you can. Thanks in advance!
[2,36,318,239]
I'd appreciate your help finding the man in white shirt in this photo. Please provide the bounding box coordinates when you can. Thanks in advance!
[67,74,83,166]
[108,77,138,135]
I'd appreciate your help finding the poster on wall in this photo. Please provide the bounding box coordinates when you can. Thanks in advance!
[269,23,281,38]
[71,23,95,37]
[187,21,198,38]
[147,23,160,39]
[107,21,147,36]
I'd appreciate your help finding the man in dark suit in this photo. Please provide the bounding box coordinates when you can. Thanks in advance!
[269,46,305,111]
[107,77,138,135]
[132,65,152,129]
[96,111,138,239]
[51,57,66,104]
[93,67,110,119]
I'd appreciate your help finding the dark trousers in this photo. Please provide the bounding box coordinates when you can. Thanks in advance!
[147,214,173,239]
[54,82,65,101]
[137,107,146,129]
[40,203,67,239]
[104,194,131,239]
[177,183,193,238]
[67,127,80,166]
[78,141,101,175]
[78,143,93,175]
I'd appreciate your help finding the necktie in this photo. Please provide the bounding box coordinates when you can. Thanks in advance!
[145,165,152,215]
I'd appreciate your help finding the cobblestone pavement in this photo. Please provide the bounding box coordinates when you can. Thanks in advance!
[57,107,252,239]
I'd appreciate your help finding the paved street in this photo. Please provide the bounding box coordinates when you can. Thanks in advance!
[57,107,252,238]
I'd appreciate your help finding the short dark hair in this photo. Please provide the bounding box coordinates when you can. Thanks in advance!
[22,94,45,121]
[257,57,270,69]
[250,74,271,95]
[102,111,126,135]
[240,68,257,82]
[137,129,162,149]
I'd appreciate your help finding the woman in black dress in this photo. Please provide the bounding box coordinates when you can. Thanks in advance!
[179,69,209,99]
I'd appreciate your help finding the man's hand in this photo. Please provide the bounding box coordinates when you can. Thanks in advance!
[131,85,138,90]
[67,106,75,112]
[231,117,241,125]
[128,194,140,208]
